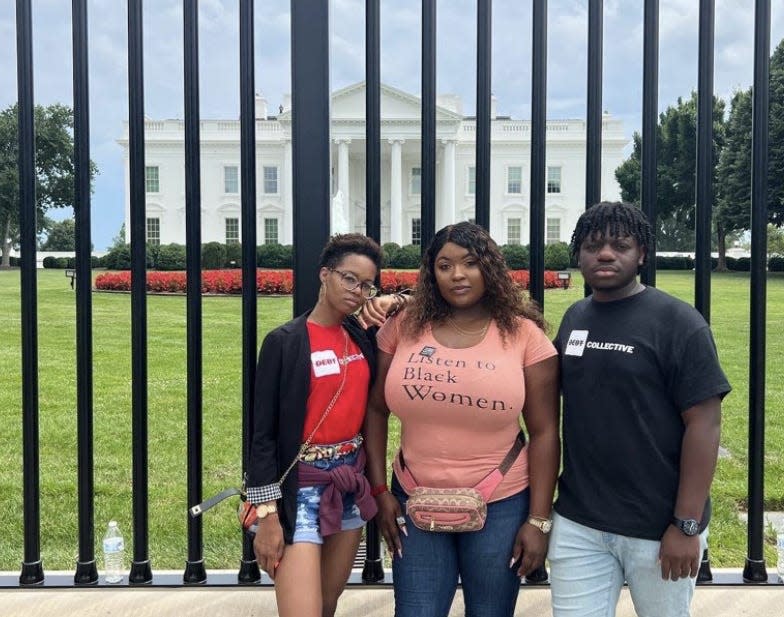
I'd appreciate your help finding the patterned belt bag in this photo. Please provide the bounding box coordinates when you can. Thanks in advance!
[396,432,526,533]
[299,434,363,463]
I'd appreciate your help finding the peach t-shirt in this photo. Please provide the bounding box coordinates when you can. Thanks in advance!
[376,315,557,502]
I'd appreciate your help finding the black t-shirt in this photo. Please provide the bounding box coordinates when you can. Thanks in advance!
[554,287,731,540]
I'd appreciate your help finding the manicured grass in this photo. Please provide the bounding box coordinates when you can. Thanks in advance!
[0,268,782,570]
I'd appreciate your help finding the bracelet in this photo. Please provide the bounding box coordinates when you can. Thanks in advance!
[370,483,389,497]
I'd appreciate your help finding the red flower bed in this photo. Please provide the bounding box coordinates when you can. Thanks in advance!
[95,269,563,294]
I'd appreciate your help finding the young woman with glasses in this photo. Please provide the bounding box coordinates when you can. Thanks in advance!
[246,233,397,617]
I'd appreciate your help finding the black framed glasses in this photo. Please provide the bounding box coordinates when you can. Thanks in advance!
[330,268,378,299]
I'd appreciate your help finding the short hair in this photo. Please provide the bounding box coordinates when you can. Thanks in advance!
[403,221,546,338]
[319,233,382,271]
[570,201,653,263]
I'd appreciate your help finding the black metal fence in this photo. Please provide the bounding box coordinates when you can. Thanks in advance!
[5,0,776,588]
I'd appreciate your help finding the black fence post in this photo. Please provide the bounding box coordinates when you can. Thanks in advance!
[743,0,770,584]
[16,0,44,587]
[639,0,658,288]
[127,0,153,584]
[420,0,436,252]
[474,0,491,231]
[183,0,206,585]
[238,0,261,585]
[72,0,98,586]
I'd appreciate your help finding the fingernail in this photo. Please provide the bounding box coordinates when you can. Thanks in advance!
[401,526,408,537]
[509,557,516,568]
[397,549,403,558]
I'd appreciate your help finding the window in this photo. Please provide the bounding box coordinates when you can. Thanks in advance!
[507,218,522,245]
[145,166,159,193]
[546,217,561,244]
[411,217,422,246]
[146,217,160,245]
[410,167,421,195]
[224,166,239,194]
[547,166,562,194]
[507,166,522,194]
[225,218,239,244]
[263,166,278,194]
[264,218,279,245]
[467,166,476,195]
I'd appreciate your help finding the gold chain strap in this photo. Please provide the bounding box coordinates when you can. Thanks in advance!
[277,328,350,487]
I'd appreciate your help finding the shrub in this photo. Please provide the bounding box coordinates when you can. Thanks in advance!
[257,243,293,268]
[389,244,421,269]
[380,270,418,293]
[734,257,751,272]
[381,243,401,268]
[501,244,530,270]
[769,256,784,272]
[103,245,131,270]
[724,256,738,271]
[655,255,694,270]
[201,242,226,270]
[224,242,242,268]
[156,243,187,271]
[43,256,58,268]
[544,242,571,270]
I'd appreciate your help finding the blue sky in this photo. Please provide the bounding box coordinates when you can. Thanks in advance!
[1,0,782,250]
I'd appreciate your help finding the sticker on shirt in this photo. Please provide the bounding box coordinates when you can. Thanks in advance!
[311,350,341,377]
[564,330,589,357]
[419,346,436,357]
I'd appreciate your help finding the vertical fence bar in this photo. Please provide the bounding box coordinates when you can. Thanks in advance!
[528,0,547,309]
[694,0,716,582]
[365,0,381,244]
[16,0,44,587]
[639,0,658,288]
[475,0,491,230]
[585,0,603,210]
[127,0,153,584]
[362,0,384,583]
[743,0,770,584]
[421,0,436,250]
[291,0,331,315]
[183,0,206,584]
[72,0,98,585]
[238,0,260,584]
[695,0,714,321]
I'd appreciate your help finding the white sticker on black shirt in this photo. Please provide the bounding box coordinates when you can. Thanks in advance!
[311,350,341,377]
[564,330,589,357]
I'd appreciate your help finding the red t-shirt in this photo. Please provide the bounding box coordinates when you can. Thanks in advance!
[302,321,370,444]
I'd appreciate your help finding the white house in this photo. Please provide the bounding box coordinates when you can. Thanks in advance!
[117,82,627,248]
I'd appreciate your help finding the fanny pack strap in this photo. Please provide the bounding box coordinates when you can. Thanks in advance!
[189,487,244,517]
[394,431,526,501]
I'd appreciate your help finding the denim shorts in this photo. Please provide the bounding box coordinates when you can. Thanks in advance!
[292,450,364,544]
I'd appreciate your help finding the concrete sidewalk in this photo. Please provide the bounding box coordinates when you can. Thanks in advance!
[2,570,782,616]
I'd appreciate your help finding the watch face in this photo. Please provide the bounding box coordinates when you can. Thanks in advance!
[682,519,699,536]
[541,519,553,533]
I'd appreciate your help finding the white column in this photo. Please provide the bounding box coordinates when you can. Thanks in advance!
[283,140,293,243]
[440,140,456,228]
[389,140,403,245]
[338,140,350,198]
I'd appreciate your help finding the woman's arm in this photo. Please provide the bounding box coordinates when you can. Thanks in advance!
[512,354,560,576]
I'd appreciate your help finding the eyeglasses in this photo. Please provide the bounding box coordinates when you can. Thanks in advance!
[330,268,378,299]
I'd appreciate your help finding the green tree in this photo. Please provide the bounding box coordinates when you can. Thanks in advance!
[0,103,97,267]
[615,92,726,253]
[40,218,76,251]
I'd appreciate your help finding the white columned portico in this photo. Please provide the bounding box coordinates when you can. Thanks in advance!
[389,139,403,245]
[338,139,350,198]
[440,139,456,229]
[283,139,293,243]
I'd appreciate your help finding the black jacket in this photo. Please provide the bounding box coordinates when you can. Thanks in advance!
[247,311,378,544]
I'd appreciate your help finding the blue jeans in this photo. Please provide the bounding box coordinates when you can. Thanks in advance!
[548,512,708,617]
[391,475,529,617]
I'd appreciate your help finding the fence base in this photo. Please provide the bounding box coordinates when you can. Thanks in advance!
[74,560,98,585]
[19,560,44,586]
[183,559,206,584]
[743,558,769,582]
[129,560,152,585]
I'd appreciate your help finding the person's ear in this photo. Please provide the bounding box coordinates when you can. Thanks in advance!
[638,246,647,266]
[319,267,329,285]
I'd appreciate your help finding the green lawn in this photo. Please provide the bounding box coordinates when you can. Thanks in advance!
[0,268,782,570]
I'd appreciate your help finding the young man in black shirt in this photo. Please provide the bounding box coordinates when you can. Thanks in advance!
[549,202,731,616]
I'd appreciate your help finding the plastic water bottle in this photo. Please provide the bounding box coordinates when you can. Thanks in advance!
[102,521,125,584]
[777,533,784,582]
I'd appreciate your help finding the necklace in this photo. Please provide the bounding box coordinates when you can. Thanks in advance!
[447,316,491,337]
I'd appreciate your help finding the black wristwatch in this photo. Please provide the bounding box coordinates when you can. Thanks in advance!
[671,516,700,536]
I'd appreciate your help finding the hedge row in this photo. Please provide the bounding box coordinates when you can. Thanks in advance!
[94,269,565,294]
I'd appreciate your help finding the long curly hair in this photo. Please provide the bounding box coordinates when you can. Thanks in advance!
[401,222,547,340]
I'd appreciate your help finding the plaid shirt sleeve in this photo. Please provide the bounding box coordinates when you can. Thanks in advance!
[246,483,282,504]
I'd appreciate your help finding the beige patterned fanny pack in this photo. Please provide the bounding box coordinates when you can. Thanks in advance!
[394,432,526,533]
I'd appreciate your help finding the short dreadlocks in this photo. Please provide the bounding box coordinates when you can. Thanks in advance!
[570,201,653,264]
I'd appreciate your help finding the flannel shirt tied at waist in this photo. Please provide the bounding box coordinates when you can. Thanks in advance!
[296,447,377,537]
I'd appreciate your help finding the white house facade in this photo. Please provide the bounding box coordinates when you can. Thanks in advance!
[117,82,627,248]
